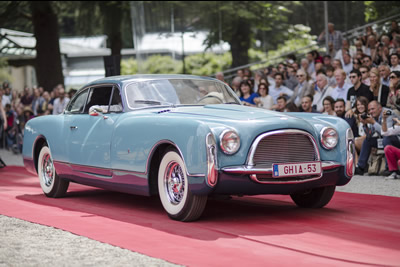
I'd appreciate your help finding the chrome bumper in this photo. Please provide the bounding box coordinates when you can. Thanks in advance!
[221,161,342,184]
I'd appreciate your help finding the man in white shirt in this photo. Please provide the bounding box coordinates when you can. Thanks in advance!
[313,74,333,112]
[390,53,400,71]
[331,69,352,101]
[52,88,70,115]
[379,64,391,87]
[269,73,293,104]
[288,69,313,107]
[342,52,353,75]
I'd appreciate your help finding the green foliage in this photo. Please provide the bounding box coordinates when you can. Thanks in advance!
[121,58,138,75]
[250,24,318,70]
[121,53,232,76]
[184,53,232,76]
[0,58,12,84]
[121,55,182,75]
[364,1,378,22]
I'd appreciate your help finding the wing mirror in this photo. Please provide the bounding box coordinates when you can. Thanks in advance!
[89,106,105,116]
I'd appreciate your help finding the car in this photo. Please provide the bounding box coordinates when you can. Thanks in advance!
[23,74,355,221]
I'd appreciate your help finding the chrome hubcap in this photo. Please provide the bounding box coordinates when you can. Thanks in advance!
[41,153,54,187]
[164,161,185,205]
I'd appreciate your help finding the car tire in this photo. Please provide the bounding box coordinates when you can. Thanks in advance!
[158,149,207,221]
[37,144,69,198]
[290,185,336,208]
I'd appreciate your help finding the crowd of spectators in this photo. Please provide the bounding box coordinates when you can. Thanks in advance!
[216,21,400,179]
[0,83,76,154]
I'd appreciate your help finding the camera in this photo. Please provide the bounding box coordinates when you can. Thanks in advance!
[361,113,369,120]
[385,110,393,116]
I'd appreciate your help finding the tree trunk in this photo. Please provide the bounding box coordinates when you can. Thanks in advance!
[229,19,251,68]
[30,2,64,92]
[100,2,123,75]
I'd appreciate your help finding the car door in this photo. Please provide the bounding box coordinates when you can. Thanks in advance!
[65,85,122,178]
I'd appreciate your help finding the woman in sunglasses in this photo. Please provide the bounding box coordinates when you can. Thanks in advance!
[352,58,362,70]
[386,71,400,113]
[369,67,389,107]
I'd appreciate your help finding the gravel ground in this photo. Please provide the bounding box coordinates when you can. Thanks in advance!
[1,148,399,266]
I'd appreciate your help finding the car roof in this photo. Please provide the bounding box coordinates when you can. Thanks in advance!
[85,74,220,88]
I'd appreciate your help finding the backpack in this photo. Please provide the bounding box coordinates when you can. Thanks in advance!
[367,147,386,175]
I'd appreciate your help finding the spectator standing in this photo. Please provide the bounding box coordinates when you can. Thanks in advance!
[360,65,371,86]
[31,88,45,116]
[301,95,318,113]
[322,96,336,115]
[346,69,373,111]
[318,22,343,52]
[20,87,34,106]
[269,73,293,104]
[313,73,333,112]
[369,68,389,107]
[334,98,358,138]
[275,96,288,112]
[325,65,336,87]
[331,69,352,101]
[352,58,362,70]
[52,88,70,115]
[342,51,353,75]
[379,64,391,87]
[390,53,400,71]
[254,83,273,110]
[288,69,314,107]
[382,115,400,179]
[239,80,258,107]
[41,91,52,115]
[386,71,400,115]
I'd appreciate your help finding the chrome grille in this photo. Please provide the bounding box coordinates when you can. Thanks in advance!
[250,131,318,168]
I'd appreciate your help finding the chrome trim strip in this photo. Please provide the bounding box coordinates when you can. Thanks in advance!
[246,129,321,166]
[249,174,323,184]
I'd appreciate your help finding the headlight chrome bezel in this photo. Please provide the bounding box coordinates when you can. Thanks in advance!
[320,127,339,150]
[219,129,240,155]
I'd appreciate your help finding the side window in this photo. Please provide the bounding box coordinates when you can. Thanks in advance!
[84,86,113,113]
[66,89,89,114]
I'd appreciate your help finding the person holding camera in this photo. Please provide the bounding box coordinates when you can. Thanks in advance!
[382,112,400,179]
[355,100,400,175]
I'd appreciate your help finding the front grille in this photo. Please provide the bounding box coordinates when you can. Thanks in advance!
[251,131,318,168]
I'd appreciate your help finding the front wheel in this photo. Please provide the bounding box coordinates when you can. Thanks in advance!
[37,145,69,198]
[290,185,336,208]
[158,149,207,221]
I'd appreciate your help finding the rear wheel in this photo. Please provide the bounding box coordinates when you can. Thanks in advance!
[158,149,207,221]
[37,145,69,198]
[290,185,336,208]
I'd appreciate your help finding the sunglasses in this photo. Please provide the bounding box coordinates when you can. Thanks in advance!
[296,75,304,77]
[390,76,398,79]
[361,71,367,74]
[349,75,358,79]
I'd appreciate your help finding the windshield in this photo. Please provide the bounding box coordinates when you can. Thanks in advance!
[125,79,240,109]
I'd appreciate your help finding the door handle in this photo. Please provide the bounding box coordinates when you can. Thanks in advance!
[70,126,78,130]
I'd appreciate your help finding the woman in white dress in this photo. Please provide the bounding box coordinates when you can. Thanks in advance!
[254,82,273,110]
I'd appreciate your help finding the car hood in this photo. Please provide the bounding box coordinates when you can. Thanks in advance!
[166,104,286,121]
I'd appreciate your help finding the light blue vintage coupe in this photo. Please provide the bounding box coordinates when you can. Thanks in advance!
[23,75,355,221]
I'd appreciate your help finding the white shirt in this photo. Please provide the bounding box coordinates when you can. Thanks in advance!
[52,97,70,115]
[391,65,400,72]
[313,85,334,112]
[269,85,293,104]
[331,83,352,101]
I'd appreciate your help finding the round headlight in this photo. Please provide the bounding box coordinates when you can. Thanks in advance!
[220,130,240,155]
[320,127,338,150]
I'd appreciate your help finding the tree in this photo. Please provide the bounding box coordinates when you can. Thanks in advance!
[30,2,64,91]
[183,1,291,68]
[0,1,64,92]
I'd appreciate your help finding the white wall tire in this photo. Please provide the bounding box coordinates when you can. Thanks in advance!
[37,145,69,198]
[158,149,207,221]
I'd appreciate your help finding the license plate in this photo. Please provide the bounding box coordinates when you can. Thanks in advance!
[272,162,321,178]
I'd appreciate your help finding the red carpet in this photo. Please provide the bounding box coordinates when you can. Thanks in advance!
[1,166,400,266]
